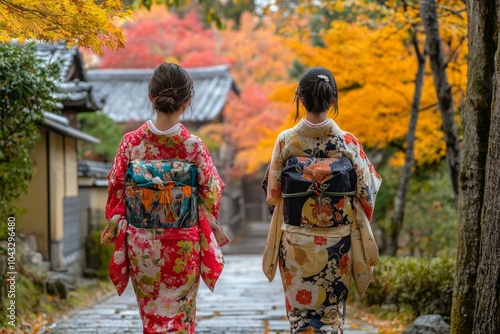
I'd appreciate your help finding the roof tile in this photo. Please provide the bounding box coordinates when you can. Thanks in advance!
[87,66,234,123]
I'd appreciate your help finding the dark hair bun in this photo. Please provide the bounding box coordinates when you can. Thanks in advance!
[296,66,338,117]
[153,88,178,114]
[148,63,193,114]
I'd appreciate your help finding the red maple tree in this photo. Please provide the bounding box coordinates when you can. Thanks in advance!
[94,8,227,68]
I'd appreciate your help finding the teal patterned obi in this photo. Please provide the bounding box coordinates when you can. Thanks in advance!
[125,160,198,228]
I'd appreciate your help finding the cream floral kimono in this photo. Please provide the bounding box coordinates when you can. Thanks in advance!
[104,121,230,334]
[262,118,381,334]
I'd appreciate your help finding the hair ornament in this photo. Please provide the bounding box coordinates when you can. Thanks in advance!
[317,74,329,83]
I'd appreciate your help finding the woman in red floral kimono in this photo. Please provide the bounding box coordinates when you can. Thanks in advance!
[262,66,382,334]
[102,62,230,334]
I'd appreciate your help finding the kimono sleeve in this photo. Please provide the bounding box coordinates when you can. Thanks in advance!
[105,137,130,221]
[263,132,286,210]
[194,140,225,219]
[344,133,382,221]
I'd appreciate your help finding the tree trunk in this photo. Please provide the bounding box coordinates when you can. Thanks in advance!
[450,0,497,333]
[420,0,461,204]
[472,10,500,331]
[387,35,426,256]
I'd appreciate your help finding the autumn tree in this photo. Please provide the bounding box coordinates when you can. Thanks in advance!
[451,0,500,332]
[132,0,226,28]
[222,80,290,177]
[196,0,255,29]
[250,0,467,255]
[217,12,297,85]
[420,0,462,204]
[94,7,227,68]
[200,12,299,177]
[0,0,257,55]
[385,0,465,256]
[0,0,130,53]
[389,10,428,257]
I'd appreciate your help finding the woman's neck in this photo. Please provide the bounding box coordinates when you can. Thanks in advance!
[154,111,181,132]
[305,111,327,124]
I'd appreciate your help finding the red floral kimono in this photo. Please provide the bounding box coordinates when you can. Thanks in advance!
[104,121,230,334]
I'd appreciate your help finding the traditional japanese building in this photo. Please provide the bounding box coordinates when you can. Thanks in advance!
[87,65,238,129]
[16,42,101,270]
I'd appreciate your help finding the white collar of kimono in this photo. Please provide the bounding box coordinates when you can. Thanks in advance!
[302,118,330,127]
[147,120,181,135]
[296,118,341,137]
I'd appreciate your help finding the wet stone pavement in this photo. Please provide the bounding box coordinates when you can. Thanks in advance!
[47,222,377,334]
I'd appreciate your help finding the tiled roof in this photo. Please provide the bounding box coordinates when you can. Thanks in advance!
[87,65,236,123]
[33,42,79,80]
[78,160,113,178]
[42,112,100,143]
[33,42,103,111]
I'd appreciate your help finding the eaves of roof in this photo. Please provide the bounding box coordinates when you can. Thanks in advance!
[33,41,77,81]
[57,81,104,111]
[78,160,113,178]
[33,42,102,111]
[41,112,100,144]
[87,65,235,123]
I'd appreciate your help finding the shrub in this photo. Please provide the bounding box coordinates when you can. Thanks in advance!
[0,42,62,226]
[363,256,455,318]
[361,256,399,306]
[85,222,114,279]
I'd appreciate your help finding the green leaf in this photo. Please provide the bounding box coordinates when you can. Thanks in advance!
[142,0,152,10]
[0,42,62,231]
[215,16,224,29]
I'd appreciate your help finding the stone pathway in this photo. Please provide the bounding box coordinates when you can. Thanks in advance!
[47,254,377,334]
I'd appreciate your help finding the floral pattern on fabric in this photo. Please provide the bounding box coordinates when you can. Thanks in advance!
[279,230,351,334]
[101,214,122,245]
[109,209,225,293]
[265,119,381,222]
[262,119,382,333]
[281,156,356,228]
[127,224,201,334]
[104,122,229,333]
[125,160,198,229]
[106,122,225,228]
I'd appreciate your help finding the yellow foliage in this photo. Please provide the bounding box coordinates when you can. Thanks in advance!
[0,0,131,53]
[198,123,225,147]
[216,14,300,176]
[277,20,425,146]
[217,12,297,86]
[248,0,467,173]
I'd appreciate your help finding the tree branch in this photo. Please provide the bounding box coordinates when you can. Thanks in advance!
[0,0,69,22]
[445,35,467,68]
[437,5,466,19]
[419,102,438,112]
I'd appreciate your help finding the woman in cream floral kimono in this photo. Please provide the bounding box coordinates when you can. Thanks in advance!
[262,66,382,334]
[103,63,230,334]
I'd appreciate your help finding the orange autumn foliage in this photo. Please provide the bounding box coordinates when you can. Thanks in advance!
[247,0,467,173]
[217,12,297,85]
[221,80,290,176]
[209,12,299,176]
[75,1,467,178]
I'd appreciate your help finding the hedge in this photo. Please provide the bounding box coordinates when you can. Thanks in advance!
[362,256,455,318]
